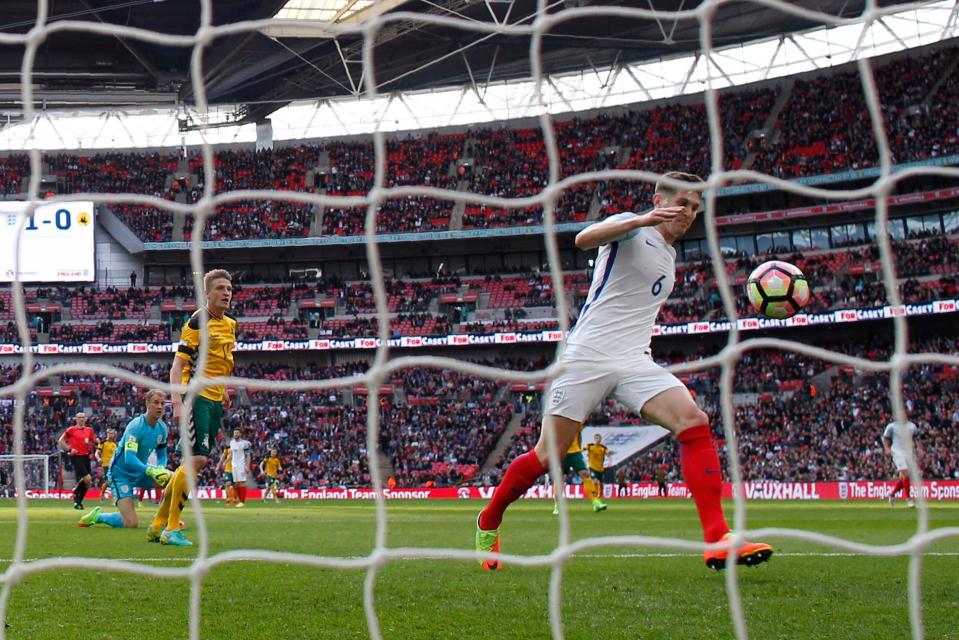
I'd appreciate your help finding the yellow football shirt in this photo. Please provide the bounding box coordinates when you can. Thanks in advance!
[264,457,282,478]
[586,443,609,472]
[223,450,233,473]
[566,432,582,455]
[98,441,118,466]
[176,310,237,402]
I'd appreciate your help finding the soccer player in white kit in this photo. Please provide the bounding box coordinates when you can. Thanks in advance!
[229,429,253,508]
[882,418,920,507]
[475,171,773,571]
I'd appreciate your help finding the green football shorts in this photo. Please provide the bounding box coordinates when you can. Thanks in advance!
[181,395,224,458]
[561,451,587,474]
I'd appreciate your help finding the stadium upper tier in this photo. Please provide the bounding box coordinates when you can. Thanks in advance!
[1,234,957,345]
[4,332,956,488]
[0,44,955,243]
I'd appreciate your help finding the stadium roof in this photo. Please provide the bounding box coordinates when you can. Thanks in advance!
[274,0,376,22]
[0,0,934,125]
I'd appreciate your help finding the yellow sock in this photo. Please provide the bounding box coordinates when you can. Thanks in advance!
[151,467,180,531]
[593,482,603,500]
[165,468,191,532]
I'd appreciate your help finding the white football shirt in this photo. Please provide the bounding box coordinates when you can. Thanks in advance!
[565,215,676,361]
[229,438,252,472]
[882,421,917,454]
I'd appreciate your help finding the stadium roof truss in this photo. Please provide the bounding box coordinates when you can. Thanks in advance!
[0,0,954,149]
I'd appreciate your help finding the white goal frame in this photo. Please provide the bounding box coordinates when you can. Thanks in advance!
[0,455,52,496]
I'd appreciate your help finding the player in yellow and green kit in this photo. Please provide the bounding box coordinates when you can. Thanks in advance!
[585,433,611,510]
[550,431,606,515]
[215,447,236,506]
[96,429,118,501]
[149,269,236,547]
[260,449,283,502]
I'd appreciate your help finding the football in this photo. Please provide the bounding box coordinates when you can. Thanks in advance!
[746,260,811,319]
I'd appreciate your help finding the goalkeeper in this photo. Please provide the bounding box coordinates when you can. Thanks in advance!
[78,390,171,529]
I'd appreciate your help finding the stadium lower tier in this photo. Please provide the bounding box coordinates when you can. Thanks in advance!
[3,327,957,489]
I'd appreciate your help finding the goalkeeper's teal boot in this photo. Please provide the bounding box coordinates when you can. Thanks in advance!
[77,506,102,528]
[160,529,193,547]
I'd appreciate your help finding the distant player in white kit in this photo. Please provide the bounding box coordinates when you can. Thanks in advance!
[883,417,920,507]
[229,428,252,508]
[475,171,773,571]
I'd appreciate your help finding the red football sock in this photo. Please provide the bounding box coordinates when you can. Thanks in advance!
[892,478,904,497]
[679,425,730,543]
[479,450,546,531]
[902,477,911,500]
[237,486,247,503]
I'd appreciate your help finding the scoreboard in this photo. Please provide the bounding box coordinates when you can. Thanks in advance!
[1,201,95,283]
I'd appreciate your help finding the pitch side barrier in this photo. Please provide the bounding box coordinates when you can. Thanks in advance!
[17,481,959,501]
[2,299,956,356]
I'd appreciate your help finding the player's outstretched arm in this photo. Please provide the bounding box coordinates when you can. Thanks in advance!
[574,207,684,250]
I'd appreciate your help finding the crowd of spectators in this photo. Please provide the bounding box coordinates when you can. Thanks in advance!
[320,134,461,236]
[69,287,162,320]
[46,151,178,242]
[238,318,309,341]
[4,329,957,491]
[182,146,321,241]
[49,321,170,343]
[1,232,958,345]
[596,86,779,215]
[0,44,953,241]
[613,335,959,486]
[752,46,959,178]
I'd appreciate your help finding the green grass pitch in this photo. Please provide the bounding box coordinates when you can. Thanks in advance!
[1,499,958,640]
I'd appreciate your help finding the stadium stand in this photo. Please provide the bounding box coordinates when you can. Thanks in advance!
[0,45,953,242]
[0,231,956,347]
[5,330,957,489]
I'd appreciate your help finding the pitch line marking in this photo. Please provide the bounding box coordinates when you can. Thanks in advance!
[2,551,958,564]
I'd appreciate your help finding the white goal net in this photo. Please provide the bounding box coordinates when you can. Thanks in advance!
[1,2,959,640]
[0,456,50,497]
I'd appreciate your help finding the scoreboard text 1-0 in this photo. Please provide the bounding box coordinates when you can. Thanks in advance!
[1,201,95,283]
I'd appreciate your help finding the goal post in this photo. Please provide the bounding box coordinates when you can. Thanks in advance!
[0,455,53,497]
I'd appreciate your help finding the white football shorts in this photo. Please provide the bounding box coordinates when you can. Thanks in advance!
[891,450,911,472]
[232,466,248,483]
[544,355,685,423]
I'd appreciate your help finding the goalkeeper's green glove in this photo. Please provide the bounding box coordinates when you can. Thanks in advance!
[146,466,173,488]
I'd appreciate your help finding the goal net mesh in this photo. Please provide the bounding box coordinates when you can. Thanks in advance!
[2,2,958,639]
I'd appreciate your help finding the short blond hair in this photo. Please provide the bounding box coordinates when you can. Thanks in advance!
[654,171,704,197]
[146,388,167,403]
[203,269,232,293]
